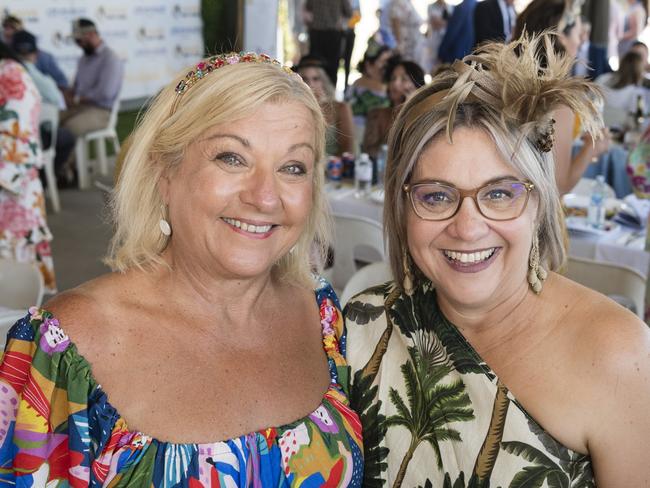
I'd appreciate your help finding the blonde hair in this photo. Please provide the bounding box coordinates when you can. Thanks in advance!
[384,33,603,288]
[106,60,329,287]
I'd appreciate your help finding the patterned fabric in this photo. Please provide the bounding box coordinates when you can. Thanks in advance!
[0,279,363,486]
[627,125,650,197]
[345,85,389,120]
[0,59,56,293]
[345,281,595,487]
[387,0,425,66]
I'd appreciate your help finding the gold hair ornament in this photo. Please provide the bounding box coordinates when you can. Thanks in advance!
[170,52,297,115]
[403,33,603,155]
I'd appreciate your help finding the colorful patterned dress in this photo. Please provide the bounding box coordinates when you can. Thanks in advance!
[345,281,595,487]
[0,280,363,486]
[0,59,56,293]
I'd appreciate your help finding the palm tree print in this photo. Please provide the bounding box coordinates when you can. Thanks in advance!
[385,347,474,487]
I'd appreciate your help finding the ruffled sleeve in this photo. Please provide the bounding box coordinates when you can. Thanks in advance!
[0,308,102,486]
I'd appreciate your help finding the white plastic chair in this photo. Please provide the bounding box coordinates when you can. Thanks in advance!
[570,177,616,199]
[340,261,393,307]
[40,103,61,212]
[323,214,386,292]
[74,97,121,189]
[565,256,646,319]
[0,258,44,316]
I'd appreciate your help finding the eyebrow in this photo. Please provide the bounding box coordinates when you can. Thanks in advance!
[203,133,315,156]
[411,175,521,187]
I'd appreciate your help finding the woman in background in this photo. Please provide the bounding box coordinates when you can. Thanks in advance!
[596,50,648,128]
[362,57,425,158]
[297,56,355,156]
[346,44,392,127]
[0,41,56,293]
[514,0,610,194]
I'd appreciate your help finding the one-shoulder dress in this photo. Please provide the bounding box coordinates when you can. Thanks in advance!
[345,281,595,487]
[0,279,363,487]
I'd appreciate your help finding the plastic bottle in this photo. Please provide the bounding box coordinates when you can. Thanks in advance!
[355,153,373,198]
[587,175,607,229]
[376,144,388,188]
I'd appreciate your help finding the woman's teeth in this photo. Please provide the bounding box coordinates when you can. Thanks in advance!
[222,218,272,234]
[444,248,496,264]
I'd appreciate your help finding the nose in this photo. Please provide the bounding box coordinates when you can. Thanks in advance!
[239,165,281,212]
[448,196,490,241]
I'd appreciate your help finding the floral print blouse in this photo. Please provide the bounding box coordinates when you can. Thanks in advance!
[0,59,56,292]
[0,279,363,486]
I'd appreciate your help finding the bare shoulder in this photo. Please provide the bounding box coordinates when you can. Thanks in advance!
[43,272,133,353]
[552,275,650,484]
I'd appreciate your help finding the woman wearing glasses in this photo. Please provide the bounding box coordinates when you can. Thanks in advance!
[345,34,650,487]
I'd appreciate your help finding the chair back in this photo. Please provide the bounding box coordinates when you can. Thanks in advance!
[565,256,646,318]
[0,259,44,310]
[325,214,386,291]
[340,261,393,307]
[570,177,616,199]
[40,103,60,148]
[107,96,121,130]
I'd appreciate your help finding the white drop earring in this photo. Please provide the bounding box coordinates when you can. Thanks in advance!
[159,205,172,236]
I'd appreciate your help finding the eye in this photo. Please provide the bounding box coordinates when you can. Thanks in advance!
[485,188,513,200]
[417,187,455,206]
[214,152,245,168]
[281,162,308,176]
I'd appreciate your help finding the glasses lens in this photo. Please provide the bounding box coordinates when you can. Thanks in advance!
[477,180,529,220]
[411,183,459,220]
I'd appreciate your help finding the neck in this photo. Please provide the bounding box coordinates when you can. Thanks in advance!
[154,248,281,328]
[437,279,539,353]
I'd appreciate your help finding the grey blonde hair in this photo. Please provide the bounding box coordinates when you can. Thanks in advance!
[106,60,329,287]
[384,33,604,288]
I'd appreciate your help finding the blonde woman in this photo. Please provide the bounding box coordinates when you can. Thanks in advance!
[0,53,363,486]
[345,34,649,487]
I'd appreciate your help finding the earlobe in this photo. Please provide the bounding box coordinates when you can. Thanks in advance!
[158,174,170,204]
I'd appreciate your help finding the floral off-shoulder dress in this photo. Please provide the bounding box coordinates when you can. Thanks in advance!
[0,59,56,293]
[0,279,363,486]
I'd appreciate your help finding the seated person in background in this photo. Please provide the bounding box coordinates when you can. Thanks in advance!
[11,30,65,109]
[0,52,363,485]
[596,51,649,128]
[2,14,68,90]
[297,55,354,156]
[345,44,392,127]
[57,17,123,182]
[362,56,425,158]
[346,33,650,487]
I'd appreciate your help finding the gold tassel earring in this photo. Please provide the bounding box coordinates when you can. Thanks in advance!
[402,248,415,296]
[527,232,547,294]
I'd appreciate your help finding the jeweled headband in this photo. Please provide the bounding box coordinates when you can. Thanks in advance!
[169,51,296,115]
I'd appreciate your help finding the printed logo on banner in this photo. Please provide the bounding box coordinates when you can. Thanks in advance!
[50,31,76,48]
[96,6,128,21]
[137,27,166,41]
[170,26,202,36]
[44,7,86,18]
[134,47,167,57]
[133,5,167,15]
[174,44,203,59]
[172,4,200,18]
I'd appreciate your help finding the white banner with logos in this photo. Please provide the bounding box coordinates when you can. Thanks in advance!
[244,0,279,59]
[6,0,204,101]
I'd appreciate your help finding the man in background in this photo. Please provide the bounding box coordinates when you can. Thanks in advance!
[58,18,123,183]
[473,0,516,47]
[304,0,351,86]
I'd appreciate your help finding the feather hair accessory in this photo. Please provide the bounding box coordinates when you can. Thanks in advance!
[404,32,604,154]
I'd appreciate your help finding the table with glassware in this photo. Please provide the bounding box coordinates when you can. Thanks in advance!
[326,183,650,282]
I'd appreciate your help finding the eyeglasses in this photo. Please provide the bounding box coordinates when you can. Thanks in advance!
[403,179,535,221]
